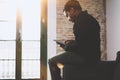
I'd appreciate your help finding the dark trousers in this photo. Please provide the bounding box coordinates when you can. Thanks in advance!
[48,51,86,80]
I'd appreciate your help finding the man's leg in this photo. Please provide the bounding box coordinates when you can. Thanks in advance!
[48,51,85,80]
[48,58,61,80]
[48,52,69,80]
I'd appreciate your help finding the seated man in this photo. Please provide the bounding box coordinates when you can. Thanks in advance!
[48,0,101,80]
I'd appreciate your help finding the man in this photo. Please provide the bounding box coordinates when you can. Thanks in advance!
[48,0,101,80]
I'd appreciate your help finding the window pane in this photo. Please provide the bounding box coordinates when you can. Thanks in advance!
[0,41,16,79]
[0,0,16,40]
[0,0,16,20]
[0,61,15,79]
[22,60,40,79]
[21,0,41,79]
[0,41,16,59]
[22,41,40,59]
[21,0,41,40]
[22,41,40,78]
[0,22,16,40]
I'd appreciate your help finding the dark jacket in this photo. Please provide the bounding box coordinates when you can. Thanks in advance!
[65,11,101,62]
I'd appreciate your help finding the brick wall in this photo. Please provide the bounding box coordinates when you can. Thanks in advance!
[56,0,106,60]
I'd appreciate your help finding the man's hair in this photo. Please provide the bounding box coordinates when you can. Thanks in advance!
[63,0,82,12]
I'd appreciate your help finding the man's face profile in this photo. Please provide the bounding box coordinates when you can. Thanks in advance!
[63,8,76,22]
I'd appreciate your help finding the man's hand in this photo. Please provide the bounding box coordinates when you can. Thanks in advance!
[65,40,74,45]
[54,40,65,49]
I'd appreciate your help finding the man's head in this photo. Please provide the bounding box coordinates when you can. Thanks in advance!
[63,0,82,22]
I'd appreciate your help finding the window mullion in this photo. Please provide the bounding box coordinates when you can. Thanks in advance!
[40,0,48,80]
[16,9,22,80]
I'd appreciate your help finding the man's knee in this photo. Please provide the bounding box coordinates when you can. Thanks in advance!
[48,57,57,65]
[48,58,53,65]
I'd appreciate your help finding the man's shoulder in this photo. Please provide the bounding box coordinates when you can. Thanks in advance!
[77,11,91,20]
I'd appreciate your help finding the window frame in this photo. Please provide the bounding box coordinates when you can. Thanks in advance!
[0,0,44,79]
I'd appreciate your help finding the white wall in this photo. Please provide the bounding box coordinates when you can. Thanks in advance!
[48,0,56,80]
[106,0,120,60]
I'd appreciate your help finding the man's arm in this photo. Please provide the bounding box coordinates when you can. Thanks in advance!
[54,40,65,49]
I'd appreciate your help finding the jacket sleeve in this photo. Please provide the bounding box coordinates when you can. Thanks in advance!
[64,40,78,51]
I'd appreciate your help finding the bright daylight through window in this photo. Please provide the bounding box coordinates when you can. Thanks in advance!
[0,0,41,79]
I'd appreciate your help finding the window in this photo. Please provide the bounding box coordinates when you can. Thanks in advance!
[0,0,16,79]
[0,0,41,79]
[21,0,41,79]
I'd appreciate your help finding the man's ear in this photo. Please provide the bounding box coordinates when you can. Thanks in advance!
[70,7,74,10]
[70,7,75,12]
